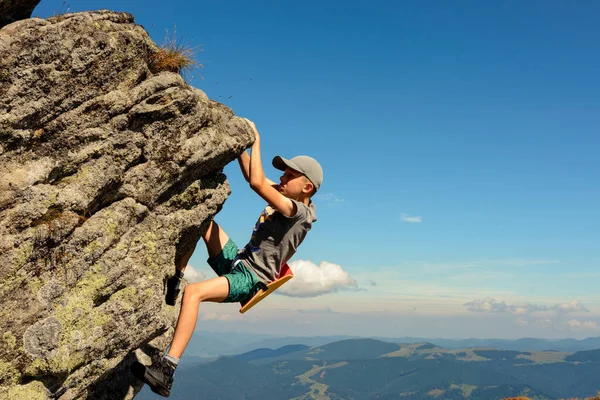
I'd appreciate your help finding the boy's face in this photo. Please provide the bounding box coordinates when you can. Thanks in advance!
[278,168,312,198]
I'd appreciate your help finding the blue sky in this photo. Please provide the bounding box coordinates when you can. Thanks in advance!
[34,0,600,339]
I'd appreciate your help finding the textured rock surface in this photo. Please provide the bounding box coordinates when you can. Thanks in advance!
[0,0,42,29]
[0,10,253,399]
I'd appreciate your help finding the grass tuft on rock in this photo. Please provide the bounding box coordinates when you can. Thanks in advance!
[149,26,203,82]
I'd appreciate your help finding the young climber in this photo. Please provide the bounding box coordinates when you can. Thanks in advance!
[131,119,322,397]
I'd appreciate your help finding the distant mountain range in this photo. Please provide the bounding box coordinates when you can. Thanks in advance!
[181,331,600,357]
[136,337,600,399]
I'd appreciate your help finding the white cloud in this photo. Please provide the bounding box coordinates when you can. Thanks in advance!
[464,297,597,334]
[184,265,207,283]
[200,312,236,321]
[555,299,589,313]
[314,193,344,203]
[568,319,599,330]
[401,213,422,223]
[512,304,544,316]
[278,260,358,298]
[464,297,588,316]
[464,297,511,313]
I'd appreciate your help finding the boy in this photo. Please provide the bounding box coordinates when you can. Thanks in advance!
[131,119,322,397]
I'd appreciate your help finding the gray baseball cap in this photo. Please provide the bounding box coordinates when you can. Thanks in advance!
[272,155,323,191]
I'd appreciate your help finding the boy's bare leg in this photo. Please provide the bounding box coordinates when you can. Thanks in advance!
[167,220,232,357]
[172,219,229,274]
[167,276,230,358]
[166,221,229,306]
[174,220,231,273]
[202,220,230,259]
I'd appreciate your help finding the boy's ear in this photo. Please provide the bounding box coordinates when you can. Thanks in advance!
[302,181,314,194]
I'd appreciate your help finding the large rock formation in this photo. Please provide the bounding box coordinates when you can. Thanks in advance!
[0,0,42,29]
[0,10,254,399]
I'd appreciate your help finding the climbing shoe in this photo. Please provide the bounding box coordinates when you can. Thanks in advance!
[164,269,184,306]
[131,358,175,398]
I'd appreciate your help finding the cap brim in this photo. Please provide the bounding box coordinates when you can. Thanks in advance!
[272,156,300,172]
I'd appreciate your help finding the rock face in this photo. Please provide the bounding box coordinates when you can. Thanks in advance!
[0,10,253,399]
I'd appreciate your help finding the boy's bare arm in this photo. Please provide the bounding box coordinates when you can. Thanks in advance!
[238,150,277,186]
[237,152,251,182]
[243,119,296,217]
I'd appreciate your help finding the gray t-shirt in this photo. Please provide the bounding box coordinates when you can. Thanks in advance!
[238,200,317,283]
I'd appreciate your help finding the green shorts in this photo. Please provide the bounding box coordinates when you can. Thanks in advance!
[207,239,263,303]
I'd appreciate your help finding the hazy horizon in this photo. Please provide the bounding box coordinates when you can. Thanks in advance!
[191,327,600,342]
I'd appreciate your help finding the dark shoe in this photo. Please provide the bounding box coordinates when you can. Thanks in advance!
[131,358,175,397]
[164,270,184,306]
